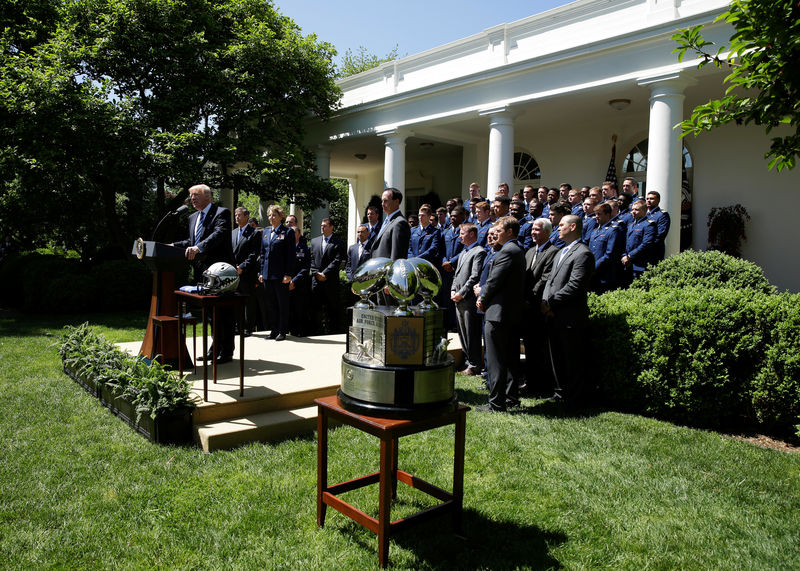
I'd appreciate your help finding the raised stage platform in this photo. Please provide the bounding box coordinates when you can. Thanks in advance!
[117,332,464,452]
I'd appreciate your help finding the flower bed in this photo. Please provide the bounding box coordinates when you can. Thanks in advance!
[59,323,196,445]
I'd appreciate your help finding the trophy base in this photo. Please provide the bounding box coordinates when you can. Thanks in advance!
[339,355,455,419]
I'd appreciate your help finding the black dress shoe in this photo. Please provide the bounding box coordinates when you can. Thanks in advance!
[275,334,286,341]
[475,404,504,413]
[215,355,233,364]
[199,352,215,361]
[268,332,278,339]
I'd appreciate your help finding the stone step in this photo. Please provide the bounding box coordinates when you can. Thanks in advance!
[195,405,319,452]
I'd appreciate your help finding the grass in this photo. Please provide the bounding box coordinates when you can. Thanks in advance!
[1,310,799,569]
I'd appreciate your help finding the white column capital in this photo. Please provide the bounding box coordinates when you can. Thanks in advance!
[478,106,521,125]
[637,72,695,96]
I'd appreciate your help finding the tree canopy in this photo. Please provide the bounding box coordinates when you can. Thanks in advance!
[337,45,400,78]
[0,0,342,258]
[673,0,800,171]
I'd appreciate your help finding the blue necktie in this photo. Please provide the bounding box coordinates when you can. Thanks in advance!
[195,211,205,245]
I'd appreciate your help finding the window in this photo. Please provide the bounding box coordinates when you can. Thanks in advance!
[513,151,541,190]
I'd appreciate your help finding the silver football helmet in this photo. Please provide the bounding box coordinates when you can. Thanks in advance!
[201,262,239,295]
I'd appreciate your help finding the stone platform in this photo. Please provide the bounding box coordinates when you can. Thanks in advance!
[118,331,463,452]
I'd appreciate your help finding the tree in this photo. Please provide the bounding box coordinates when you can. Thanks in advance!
[338,45,400,78]
[0,0,342,259]
[673,0,800,171]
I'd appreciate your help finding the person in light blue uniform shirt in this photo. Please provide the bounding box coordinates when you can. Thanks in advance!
[474,201,492,247]
[580,197,599,243]
[510,200,533,250]
[408,204,443,265]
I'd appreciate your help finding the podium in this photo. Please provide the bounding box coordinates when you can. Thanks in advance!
[131,239,193,368]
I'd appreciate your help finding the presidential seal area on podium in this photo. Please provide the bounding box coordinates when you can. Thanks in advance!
[339,257,456,418]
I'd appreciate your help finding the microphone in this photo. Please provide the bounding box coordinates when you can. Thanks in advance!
[152,204,190,241]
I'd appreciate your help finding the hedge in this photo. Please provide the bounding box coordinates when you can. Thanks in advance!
[0,252,152,313]
[590,251,799,439]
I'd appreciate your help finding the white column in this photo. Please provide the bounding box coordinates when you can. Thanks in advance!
[480,107,515,201]
[310,144,331,238]
[347,178,358,247]
[379,129,409,199]
[639,74,688,258]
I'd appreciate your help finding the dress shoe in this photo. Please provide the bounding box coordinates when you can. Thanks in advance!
[268,332,278,339]
[199,352,215,362]
[215,355,233,364]
[275,334,286,341]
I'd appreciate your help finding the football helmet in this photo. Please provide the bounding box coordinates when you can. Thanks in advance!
[201,262,239,295]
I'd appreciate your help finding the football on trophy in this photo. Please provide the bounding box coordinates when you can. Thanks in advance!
[351,257,392,307]
[408,257,442,299]
[385,258,418,312]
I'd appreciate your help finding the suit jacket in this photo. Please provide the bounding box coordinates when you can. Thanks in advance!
[365,221,382,251]
[260,224,295,281]
[231,224,260,286]
[346,241,371,282]
[523,241,559,307]
[174,204,234,274]
[451,243,486,301]
[481,240,525,323]
[290,236,311,285]
[310,234,345,283]
[542,241,595,322]
[370,211,410,260]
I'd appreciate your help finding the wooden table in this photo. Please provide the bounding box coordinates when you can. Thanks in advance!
[315,395,468,568]
[175,290,247,401]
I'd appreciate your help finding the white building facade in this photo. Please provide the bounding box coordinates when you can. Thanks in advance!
[304,0,800,291]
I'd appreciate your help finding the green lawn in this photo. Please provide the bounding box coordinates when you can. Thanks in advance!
[1,311,799,569]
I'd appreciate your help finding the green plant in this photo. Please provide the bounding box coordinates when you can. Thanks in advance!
[630,249,774,294]
[59,323,195,420]
[707,204,750,257]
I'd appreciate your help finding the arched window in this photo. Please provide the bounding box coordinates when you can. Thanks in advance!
[623,138,694,250]
[513,151,541,191]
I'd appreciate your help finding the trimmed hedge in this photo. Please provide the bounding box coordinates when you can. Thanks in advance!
[0,252,151,313]
[590,251,799,439]
[630,249,777,294]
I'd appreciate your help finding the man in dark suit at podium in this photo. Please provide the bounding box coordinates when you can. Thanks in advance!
[232,207,260,335]
[173,184,235,363]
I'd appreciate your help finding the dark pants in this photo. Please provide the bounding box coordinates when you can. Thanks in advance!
[455,299,483,371]
[547,315,588,404]
[263,279,290,335]
[485,319,521,411]
[289,279,312,336]
[521,309,554,396]
[312,279,341,334]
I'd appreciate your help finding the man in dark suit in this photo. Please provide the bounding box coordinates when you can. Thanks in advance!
[476,216,525,412]
[346,224,372,283]
[646,190,671,262]
[521,218,559,396]
[172,184,235,362]
[310,218,345,334]
[364,205,382,251]
[259,205,295,341]
[541,214,595,406]
[370,188,410,260]
[286,214,311,337]
[450,222,486,376]
[231,207,261,336]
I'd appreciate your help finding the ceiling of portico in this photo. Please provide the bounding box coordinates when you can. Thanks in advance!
[324,64,726,180]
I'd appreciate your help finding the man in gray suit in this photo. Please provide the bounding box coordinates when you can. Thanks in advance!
[370,188,410,260]
[450,223,486,376]
[522,218,559,396]
[476,216,525,412]
[541,214,595,406]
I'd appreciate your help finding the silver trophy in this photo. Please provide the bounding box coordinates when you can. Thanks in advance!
[385,258,418,316]
[409,257,442,311]
[351,257,391,308]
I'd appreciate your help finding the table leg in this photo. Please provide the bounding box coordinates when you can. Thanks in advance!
[177,312,184,378]
[378,437,392,568]
[202,307,208,402]
[390,437,398,499]
[211,305,218,384]
[452,410,466,536]
[317,408,328,528]
[239,299,245,396]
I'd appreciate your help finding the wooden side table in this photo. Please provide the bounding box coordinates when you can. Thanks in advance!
[315,395,469,568]
[175,290,247,401]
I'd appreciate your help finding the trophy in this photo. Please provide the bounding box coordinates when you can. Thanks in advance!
[351,257,391,309]
[408,257,441,311]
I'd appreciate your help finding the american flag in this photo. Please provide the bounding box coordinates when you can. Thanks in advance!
[605,134,618,185]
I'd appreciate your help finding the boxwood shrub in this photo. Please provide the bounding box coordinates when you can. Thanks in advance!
[590,251,799,439]
[630,249,776,294]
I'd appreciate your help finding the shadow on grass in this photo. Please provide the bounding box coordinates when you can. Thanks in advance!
[338,507,565,569]
[457,385,607,420]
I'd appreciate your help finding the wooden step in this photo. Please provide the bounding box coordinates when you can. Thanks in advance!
[195,405,319,452]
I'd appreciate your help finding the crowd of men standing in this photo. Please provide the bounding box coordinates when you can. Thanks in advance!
[174,180,669,410]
